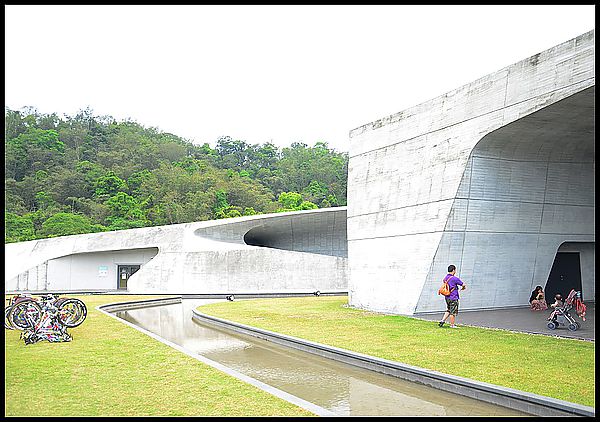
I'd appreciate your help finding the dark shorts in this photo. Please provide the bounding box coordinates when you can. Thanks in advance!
[445,298,459,315]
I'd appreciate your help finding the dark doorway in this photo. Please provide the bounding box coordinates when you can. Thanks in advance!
[117,265,141,290]
[544,252,582,306]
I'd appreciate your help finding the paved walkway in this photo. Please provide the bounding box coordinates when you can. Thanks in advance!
[414,303,594,341]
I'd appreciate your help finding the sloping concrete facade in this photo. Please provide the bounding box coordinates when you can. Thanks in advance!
[5,207,348,294]
[347,31,595,315]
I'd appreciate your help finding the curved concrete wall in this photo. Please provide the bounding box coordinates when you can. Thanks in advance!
[415,87,595,312]
[347,30,595,315]
[242,217,347,258]
[196,209,347,257]
[5,207,348,294]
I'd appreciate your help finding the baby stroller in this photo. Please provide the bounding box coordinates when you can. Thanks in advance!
[547,289,586,332]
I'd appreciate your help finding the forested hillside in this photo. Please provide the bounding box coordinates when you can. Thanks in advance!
[4,107,348,243]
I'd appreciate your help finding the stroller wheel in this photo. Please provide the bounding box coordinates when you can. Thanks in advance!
[547,321,557,330]
[568,323,578,332]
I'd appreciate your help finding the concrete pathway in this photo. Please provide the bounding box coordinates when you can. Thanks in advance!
[414,303,594,341]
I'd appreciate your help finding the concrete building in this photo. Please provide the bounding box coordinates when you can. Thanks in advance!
[5,31,594,317]
[347,30,595,315]
[5,207,348,294]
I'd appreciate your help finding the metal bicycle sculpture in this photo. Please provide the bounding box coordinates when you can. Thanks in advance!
[5,293,87,331]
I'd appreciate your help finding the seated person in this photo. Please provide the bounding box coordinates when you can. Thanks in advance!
[529,286,548,311]
[547,294,563,321]
[551,294,563,309]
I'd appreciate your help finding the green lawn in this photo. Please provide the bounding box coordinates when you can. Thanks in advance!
[4,295,313,417]
[198,296,595,408]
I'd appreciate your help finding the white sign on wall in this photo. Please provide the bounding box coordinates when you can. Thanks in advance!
[98,265,108,277]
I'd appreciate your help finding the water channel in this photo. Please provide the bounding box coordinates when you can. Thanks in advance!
[113,299,528,417]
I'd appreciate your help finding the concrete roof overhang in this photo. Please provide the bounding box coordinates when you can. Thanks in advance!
[473,86,595,162]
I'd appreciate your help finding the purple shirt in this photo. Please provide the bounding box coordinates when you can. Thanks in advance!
[444,274,463,300]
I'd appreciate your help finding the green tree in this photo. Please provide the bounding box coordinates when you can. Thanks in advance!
[35,191,56,210]
[4,108,27,140]
[127,169,153,197]
[274,141,348,206]
[6,128,66,179]
[94,171,128,200]
[15,127,64,152]
[193,142,220,166]
[174,157,203,175]
[5,212,36,242]
[277,191,318,212]
[277,192,303,209]
[302,180,329,205]
[48,167,88,204]
[224,174,278,215]
[76,160,105,181]
[4,107,348,243]
[215,206,243,219]
[5,137,28,181]
[104,192,149,229]
[4,179,28,214]
[39,212,104,238]
[216,136,250,169]
[213,189,231,219]
[298,201,318,210]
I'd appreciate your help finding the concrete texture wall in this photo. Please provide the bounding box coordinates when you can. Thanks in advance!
[5,207,348,294]
[196,209,347,257]
[348,30,595,315]
[10,248,159,291]
[415,87,595,312]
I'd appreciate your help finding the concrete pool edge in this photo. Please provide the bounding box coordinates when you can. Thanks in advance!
[191,309,595,417]
[97,298,337,417]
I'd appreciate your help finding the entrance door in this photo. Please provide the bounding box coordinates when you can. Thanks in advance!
[544,252,582,305]
[117,265,141,290]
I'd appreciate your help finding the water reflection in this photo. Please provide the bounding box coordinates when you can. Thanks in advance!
[114,299,527,417]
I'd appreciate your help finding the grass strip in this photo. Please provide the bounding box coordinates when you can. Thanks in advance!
[198,296,595,407]
[4,294,314,417]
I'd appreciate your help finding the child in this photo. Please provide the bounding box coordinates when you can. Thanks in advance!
[551,294,563,309]
[547,294,563,322]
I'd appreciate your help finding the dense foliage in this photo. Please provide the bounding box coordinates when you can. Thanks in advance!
[4,107,348,242]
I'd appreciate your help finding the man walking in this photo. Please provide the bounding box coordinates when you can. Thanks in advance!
[439,264,466,328]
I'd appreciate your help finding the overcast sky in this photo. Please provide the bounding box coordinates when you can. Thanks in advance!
[4,5,595,152]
